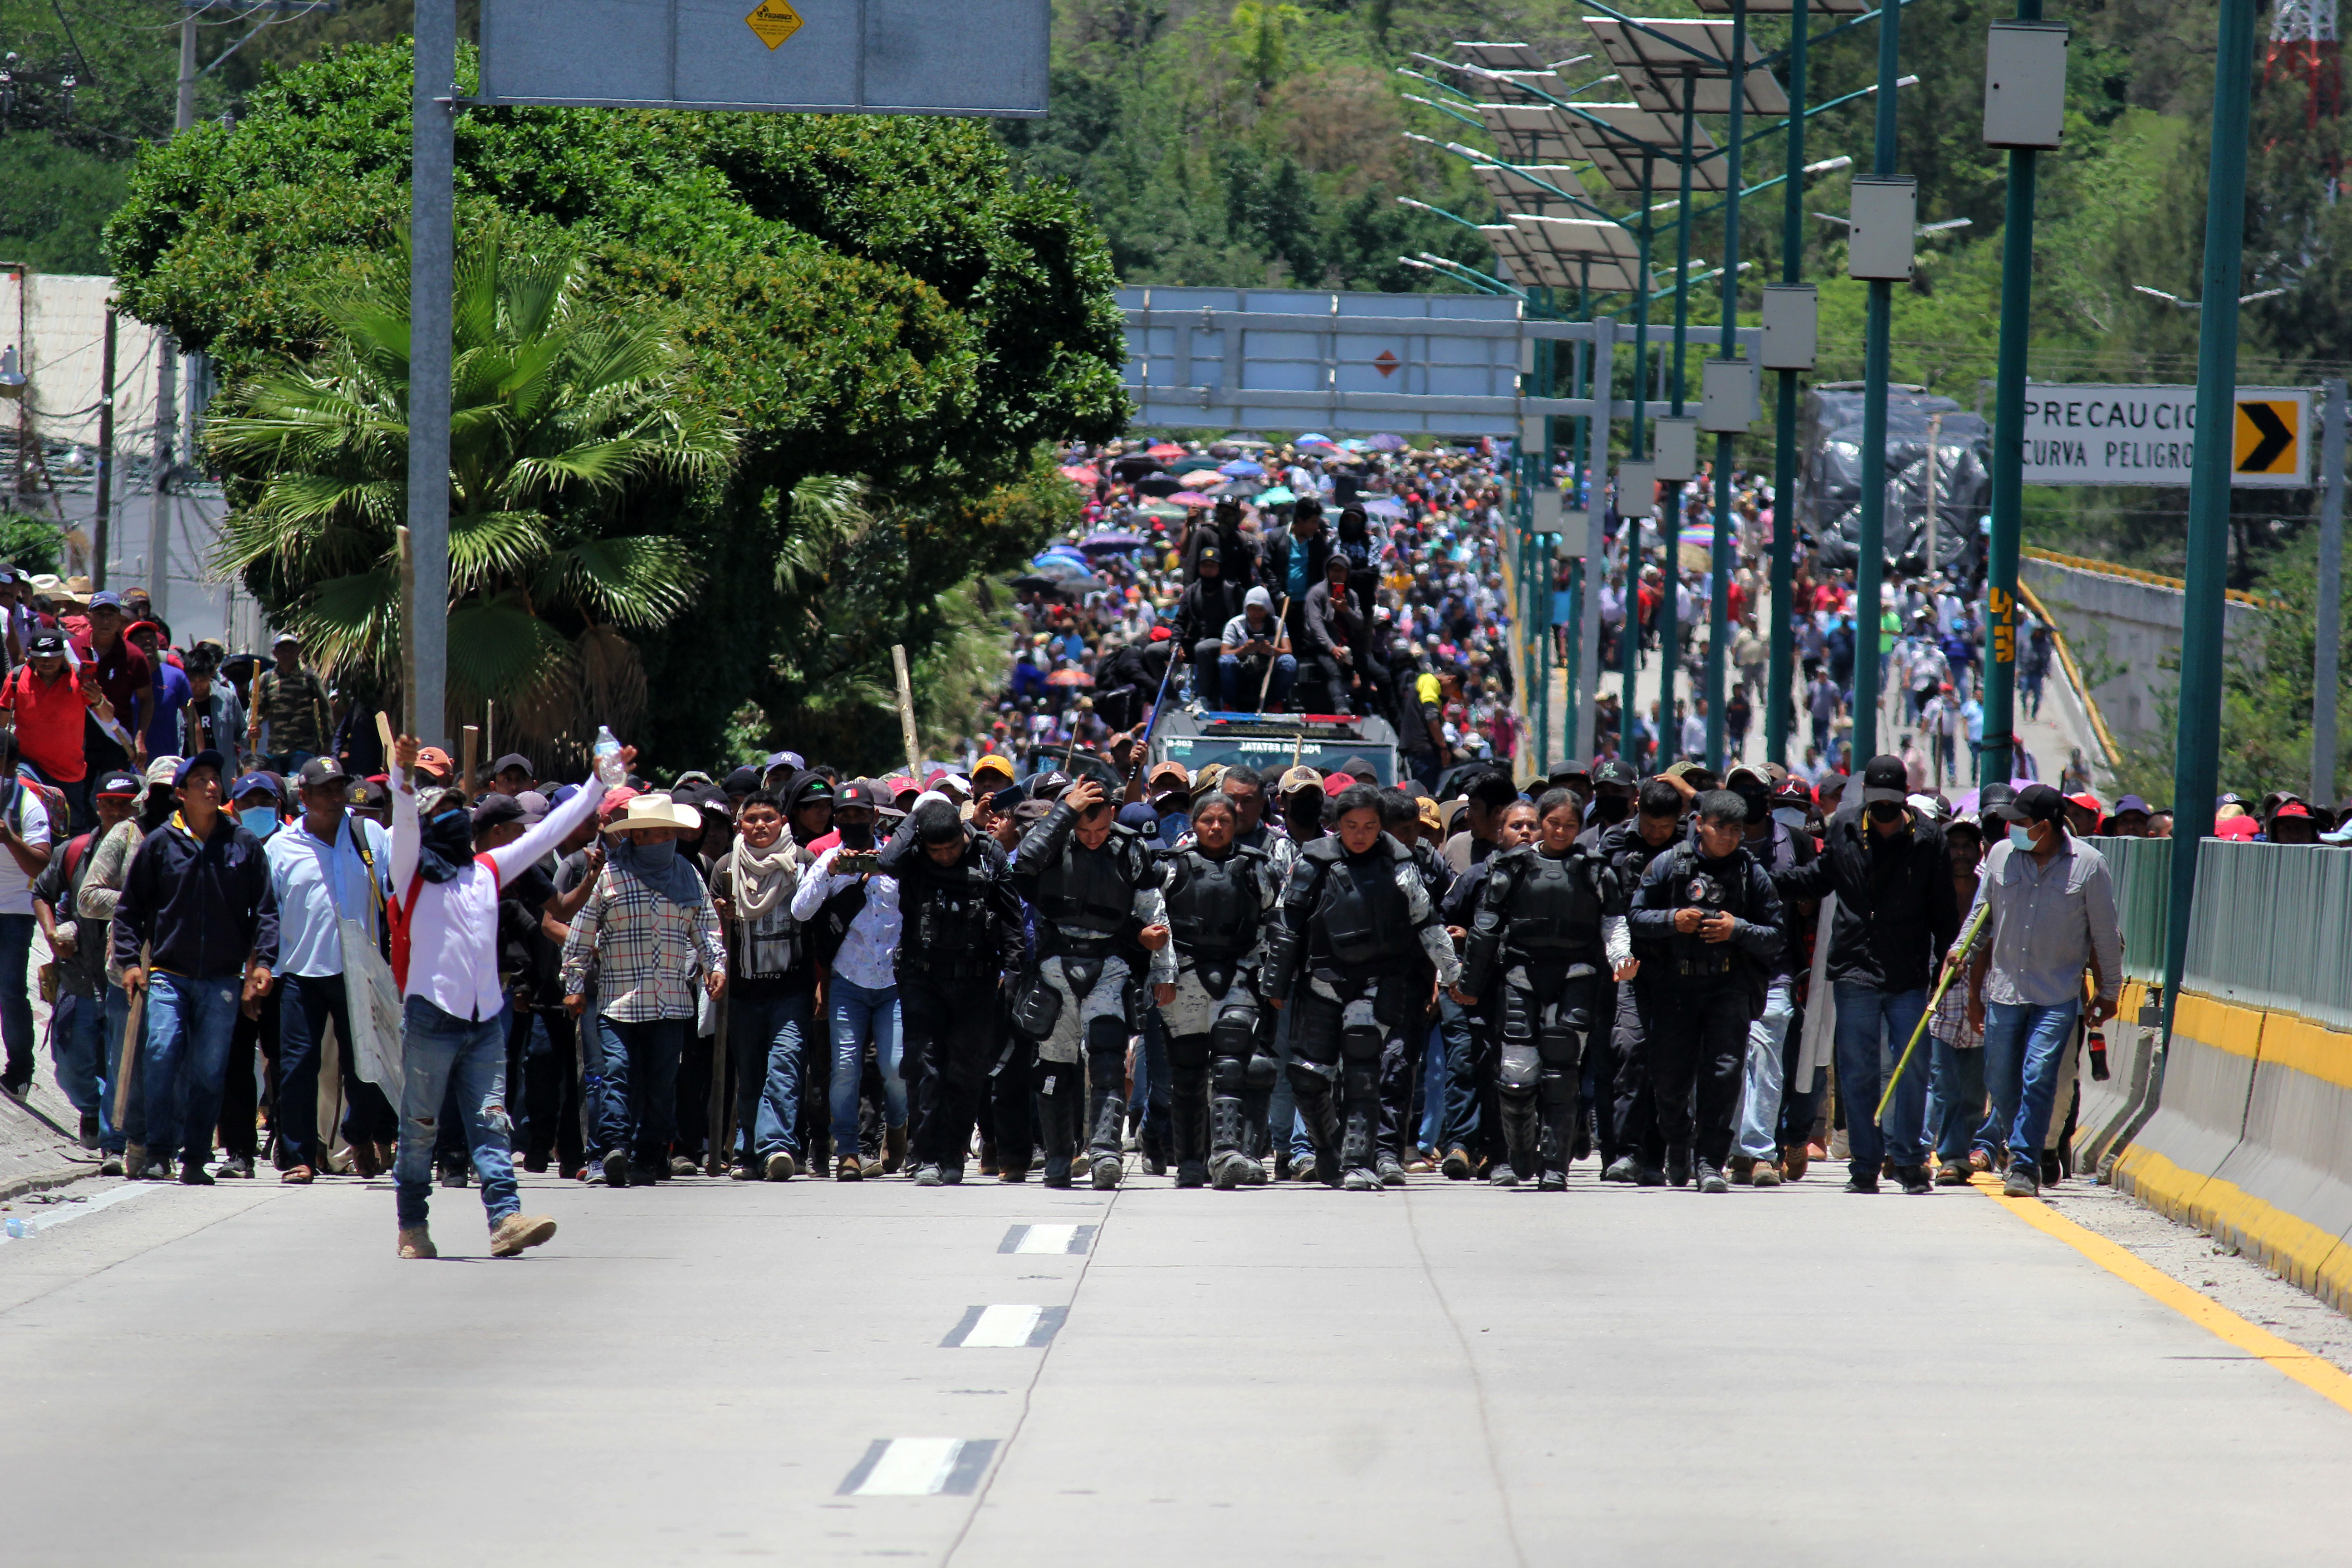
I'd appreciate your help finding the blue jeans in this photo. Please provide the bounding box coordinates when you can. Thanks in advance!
[139,972,243,1168]
[0,912,34,1088]
[1219,652,1295,710]
[1929,1036,1988,1163]
[393,996,519,1229]
[730,989,811,1162]
[1436,991,1481,1151]
[1830,981,1929,1179]
[828,976,904,1152]
[1981,1000,2080,1166]
[594,1014,686,1165]
[52,990,105,1117]
[1735,979,1796,1161]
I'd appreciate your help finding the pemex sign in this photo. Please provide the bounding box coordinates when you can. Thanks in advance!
[2020,383,2310,488]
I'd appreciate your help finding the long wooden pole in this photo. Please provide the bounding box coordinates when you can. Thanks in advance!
[890,644,922,779]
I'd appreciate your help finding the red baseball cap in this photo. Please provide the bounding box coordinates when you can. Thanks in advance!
[2215,814,2258,839]
[2274,801,2313,820]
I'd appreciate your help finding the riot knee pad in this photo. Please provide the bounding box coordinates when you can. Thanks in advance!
[1537,1006,1585,1071]
[1340,995,1383,1065]
[1211,1054,1250,1098]
[1538,1068,1577,1114]
[1210,1008,1257,1069]
[1084,1013,1128,1061]
[1287,1058,1336,1099]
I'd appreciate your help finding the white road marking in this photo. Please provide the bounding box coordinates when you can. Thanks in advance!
[998,1223,1096,1255]
[942,1304,1068,1348]
[0,1182,160,1244]
[838,1438,1000,1496]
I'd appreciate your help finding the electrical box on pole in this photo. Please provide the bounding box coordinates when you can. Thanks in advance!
[1617,461,1657,517]
[1759,284,1818,370]
[1847,177,1918,281]
[1699,358,1759,433]
[1651,415,1700,480]
[1983,22,2069,150]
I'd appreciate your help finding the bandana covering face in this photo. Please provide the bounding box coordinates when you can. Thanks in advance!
[611,833,703,905]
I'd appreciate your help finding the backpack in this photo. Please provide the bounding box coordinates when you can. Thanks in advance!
[387,852,499,991]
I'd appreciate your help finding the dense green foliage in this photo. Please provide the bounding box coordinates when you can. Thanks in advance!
[101,39,1120,770]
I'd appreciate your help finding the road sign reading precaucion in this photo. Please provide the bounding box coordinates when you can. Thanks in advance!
[2019,383,2310,488]
[744,0,801,46]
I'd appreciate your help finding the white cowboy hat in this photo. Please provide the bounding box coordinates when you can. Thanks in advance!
[602,791,702,835]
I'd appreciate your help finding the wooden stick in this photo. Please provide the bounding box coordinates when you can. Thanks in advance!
[460,724,480,804]
[1257,594,1291,710]
[111,944,149,1131]
[706,982,730,1178]
[890,643,922,779]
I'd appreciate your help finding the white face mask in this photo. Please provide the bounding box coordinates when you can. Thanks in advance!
[2009,824,2037,852]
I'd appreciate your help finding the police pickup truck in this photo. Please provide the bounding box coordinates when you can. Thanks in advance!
[1148,710,1400,785]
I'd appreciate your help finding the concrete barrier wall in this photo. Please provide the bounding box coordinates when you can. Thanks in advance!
[2019,553,2259,753]
[2112,993,2352,1315]
[2072,980,2158,1175]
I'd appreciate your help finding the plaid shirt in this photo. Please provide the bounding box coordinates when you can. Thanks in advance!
[559,860,725,1022]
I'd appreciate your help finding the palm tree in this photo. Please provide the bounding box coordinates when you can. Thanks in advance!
[207,230,737,752]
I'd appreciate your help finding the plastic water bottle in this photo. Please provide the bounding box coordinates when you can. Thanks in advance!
[593,725,625,788]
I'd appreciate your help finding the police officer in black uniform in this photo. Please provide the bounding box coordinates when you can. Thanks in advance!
[1378,786,1452,1185]
[1011,777,1174,1189]
[1459,787,1637,1190]
[1265,783,1462,1191]
[881,797,1028,1185]
[1627,789,1784,1192]
[1595,777,1687,1185]
[1152,792,1280,1189]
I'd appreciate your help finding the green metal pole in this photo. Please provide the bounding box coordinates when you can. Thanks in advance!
[1660,93,1699,758]
[1626,156,1657,764]
[1851,0,1902,767]
[1705,0,1749,769]
[1766,0,1808,768]
[1980,0,2044,786]
[2163,0,2259,1042]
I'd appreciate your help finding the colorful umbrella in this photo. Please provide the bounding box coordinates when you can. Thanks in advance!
[1256,485,1297,506]
[1368,432,1409,451]
[1218,459,1267,478]
[1078,532,1148,552]
[1047,668,1095,687]
[1169,491,1215,507]
[1294,433,1335,448]
[1177,470,1223,487]
[1361,496,1409,519]
[1146,441,1187,461]
[1058,464,1100,486]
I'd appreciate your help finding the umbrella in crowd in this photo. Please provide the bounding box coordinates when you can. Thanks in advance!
[1369,432,1409,451]
[1078,532,1148,552]
[1169,491,1215,508]
[1256,485,1297,506]
[1295,433,1336,449]
[1218,459,1267,478]
[1361,496,1410,519]
[1046,667,1095,687]
[1058,464,1100,486]
[1133,473,1184,497]
[1178,470,1224,487]
[1145,441,1187,461]
[1029,553,1095,582]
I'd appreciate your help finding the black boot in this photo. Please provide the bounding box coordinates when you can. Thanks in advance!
[1665,1144,1693,1188]
[1339,1102,1382,1192]
[1082,1081,1129,1189]
[1171,1074,1210,1189]
[1209,1095,1255,1190]
[1036,1063,1078,1188]
[1497,1091,1541,1187]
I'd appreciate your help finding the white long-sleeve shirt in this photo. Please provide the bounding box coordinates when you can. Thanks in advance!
[392,771,606,1020]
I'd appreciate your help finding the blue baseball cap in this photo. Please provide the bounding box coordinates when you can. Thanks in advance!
[173,750,225,787]
[228,772,280,802]
[87,590,124,611]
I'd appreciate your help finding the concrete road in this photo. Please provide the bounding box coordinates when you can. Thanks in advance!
[4,1163,2350,1566]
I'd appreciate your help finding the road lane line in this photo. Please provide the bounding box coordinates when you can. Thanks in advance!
[1979,1181,2352,1417]
[838,1439,1000,1496]
[996,1223,1096,1255]
[0,1183,161,1244]
[941,1305,1067,1348]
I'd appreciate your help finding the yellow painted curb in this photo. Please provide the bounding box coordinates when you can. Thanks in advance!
[1976,1180,2352,1419]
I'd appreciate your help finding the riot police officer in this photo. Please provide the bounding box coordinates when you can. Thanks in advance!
[1459,788,1636,1190]
[881,797,1028,1185]
[1627,789,1784,1192]
[1153,792,1280,1189]
[1265,783,1462,1191]
[1012,777,1174,1189]
[1596,777,1687,1185]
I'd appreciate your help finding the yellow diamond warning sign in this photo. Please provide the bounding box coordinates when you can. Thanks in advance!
[2233,397,2303,481]
[744,0,802,48]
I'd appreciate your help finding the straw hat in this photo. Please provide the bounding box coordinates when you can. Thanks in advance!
[602,790,703,835]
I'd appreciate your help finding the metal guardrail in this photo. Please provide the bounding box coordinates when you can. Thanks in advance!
[2102,836,2352,1028]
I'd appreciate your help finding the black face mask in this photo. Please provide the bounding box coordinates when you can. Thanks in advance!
[838,821,876,850]
[1734,784,1771,825]
[1866,800,1905,827]
[1592,794,1632,825]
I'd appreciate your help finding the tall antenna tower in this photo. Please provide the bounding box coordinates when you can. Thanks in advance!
[2268,0,2342,196]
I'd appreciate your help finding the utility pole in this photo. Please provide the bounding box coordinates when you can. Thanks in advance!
[1575,314,1614,764]
[1765,1,1809,768]
[1850,0,1906,766]
[1981,9,2068,784]
[92,307,114,588]
[1704,0,1749,770]
[2162,0,2260,1044]
[2313,377,2345,805]
[408,0,456,746]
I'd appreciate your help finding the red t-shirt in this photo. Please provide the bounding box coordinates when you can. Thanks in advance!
[73,636,152,727]
[1,663,91,783]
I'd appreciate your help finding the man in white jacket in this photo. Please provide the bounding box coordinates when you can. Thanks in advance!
[387,731,618,1259]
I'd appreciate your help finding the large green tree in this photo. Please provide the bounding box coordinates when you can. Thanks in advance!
[105,39,1124,770]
